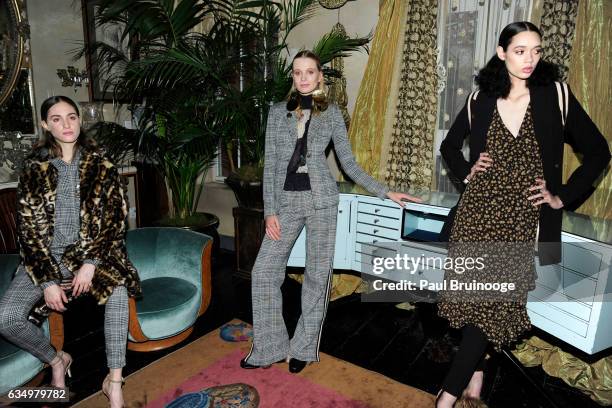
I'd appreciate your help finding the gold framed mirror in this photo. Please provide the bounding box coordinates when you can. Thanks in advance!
[0,0,35,135]
[0,0,25,106]
[0,0,35,184]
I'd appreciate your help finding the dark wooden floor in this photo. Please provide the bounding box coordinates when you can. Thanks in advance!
[17,250,606,407]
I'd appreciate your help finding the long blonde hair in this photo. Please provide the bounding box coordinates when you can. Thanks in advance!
[287,50,329,117]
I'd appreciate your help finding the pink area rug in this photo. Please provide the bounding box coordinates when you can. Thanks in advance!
[73,319,434,408]
[147,349,369,408]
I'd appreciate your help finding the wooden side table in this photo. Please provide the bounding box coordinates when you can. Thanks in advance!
[232,206,265,279]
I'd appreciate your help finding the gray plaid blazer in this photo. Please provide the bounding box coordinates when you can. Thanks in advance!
[263,102,389,217]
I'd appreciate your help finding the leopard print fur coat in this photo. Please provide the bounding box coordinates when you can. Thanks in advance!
[17,146,141,304]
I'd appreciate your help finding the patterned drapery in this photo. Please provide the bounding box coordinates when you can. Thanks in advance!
[347,0,408,180]
[539,0,579,81]
[565,0,612,220]
[384,1,438,191]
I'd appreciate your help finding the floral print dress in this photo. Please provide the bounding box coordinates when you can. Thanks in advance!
[438,104,542,350]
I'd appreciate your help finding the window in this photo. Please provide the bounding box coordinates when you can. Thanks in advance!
[433,0,532,193]
[213,140,240,181]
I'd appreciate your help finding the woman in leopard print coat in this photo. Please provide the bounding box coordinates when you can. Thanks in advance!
[0,95,140,408]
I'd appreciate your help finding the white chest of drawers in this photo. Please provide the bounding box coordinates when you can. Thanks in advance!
[286,191,612,354]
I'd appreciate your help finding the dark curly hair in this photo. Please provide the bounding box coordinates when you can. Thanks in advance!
[475,21,560,98]
[33,95,97,159]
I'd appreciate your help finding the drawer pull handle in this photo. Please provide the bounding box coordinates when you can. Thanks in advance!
[373,219,379,223]
[373,229,379,233]
[374,209,380,213]
[338,210,343,213]
[373,239,378,243]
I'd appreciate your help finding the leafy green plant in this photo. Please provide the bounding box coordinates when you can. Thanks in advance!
[79,0,371,217]
[79,0,249,219]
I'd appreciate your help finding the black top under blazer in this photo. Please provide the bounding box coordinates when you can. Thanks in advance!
[439,83,610,265]
[263,102,389,218]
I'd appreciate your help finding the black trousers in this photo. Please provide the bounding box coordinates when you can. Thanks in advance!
[442,324,488,397]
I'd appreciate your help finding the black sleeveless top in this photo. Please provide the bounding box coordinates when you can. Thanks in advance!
[284,94,312,191]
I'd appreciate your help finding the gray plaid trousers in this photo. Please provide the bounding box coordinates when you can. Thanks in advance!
[245,190,337,365]
[0,266,129,368]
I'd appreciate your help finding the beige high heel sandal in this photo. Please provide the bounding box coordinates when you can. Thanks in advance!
[102,374,125,407]
[50,350,73,387]
[435,389,456,408]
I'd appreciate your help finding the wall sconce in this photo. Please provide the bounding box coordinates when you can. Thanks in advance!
[56,66,89,92]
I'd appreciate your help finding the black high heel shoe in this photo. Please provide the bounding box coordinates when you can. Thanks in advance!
[288,358,308,373]
[240,358,271,369]
[240,357,285,369]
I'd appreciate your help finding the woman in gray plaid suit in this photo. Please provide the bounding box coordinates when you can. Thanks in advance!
[0,96,140,408]
[241,51,421,373]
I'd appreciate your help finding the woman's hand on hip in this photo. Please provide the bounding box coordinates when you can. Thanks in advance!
[528,178,564,209]
[467,152,493,182]
[386,192,423,207]
[43,284,68,312]
[265,215,281,241]
[72,263,95,297]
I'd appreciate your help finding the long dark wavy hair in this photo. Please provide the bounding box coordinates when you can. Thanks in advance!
[286,50,329,115]
[33,95,97,159]
[475,21,560,98]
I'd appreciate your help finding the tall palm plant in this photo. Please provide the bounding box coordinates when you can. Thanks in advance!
[80,0,370,217]
[229,0,371,173]
[81,0,255,219]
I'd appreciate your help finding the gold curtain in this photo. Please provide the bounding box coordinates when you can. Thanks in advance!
[384,1,438,191]
[565,0,612,220]
[513,336,612,405]
[529,0,545,26]
[539,0,579,81]
[347,0,408,179]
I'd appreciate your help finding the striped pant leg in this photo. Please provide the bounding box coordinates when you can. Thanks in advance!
[289,204,337,362]
[104,286,129,369]
[245,209,306,366]
[0,267,57,363]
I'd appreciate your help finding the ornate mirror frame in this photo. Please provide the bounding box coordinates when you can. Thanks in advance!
[0,0,36,185]
[0,0,27,106]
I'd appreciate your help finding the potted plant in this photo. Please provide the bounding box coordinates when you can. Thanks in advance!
[80,0,370,270]
[79,0,257,229]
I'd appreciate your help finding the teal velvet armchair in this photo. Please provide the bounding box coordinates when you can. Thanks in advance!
[126,228,212,352]
[0,254,64,394]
